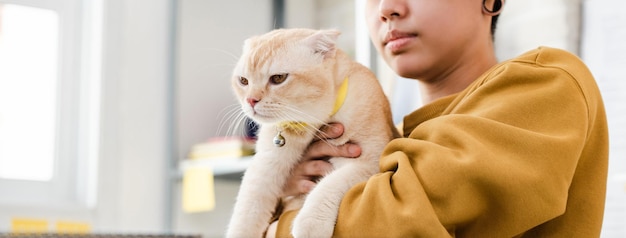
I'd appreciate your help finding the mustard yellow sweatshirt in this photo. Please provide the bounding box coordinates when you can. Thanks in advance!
[276,47,609,237]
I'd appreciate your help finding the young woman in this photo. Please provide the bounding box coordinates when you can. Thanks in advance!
[270,0,608,236]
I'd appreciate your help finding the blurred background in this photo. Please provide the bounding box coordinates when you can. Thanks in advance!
[0,0,624,237]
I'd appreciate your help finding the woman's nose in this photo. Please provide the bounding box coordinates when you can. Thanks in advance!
[378,0,405,22]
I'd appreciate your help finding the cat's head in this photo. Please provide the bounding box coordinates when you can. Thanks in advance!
[232,29,342,126]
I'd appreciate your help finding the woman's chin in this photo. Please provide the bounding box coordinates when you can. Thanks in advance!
[385,55,429,79]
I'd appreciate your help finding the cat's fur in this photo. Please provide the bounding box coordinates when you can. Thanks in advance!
[226,28,399,238]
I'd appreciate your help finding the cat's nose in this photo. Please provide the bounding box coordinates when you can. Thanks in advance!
[247,98,259,108]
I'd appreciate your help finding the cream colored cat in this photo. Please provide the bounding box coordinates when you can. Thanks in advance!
[226,28,399,238]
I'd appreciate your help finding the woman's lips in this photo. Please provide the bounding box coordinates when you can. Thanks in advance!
[383,30,417,54]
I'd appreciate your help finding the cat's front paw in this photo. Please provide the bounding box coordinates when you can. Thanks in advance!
[291,212,335,238]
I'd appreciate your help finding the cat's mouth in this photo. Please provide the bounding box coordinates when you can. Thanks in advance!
[250,111,303,126]
[247,110,276,123]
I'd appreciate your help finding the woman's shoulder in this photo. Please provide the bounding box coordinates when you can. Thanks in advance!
[515,47,599,95]
[513,47,587,70]
[481,47,597,92]
[486,47,604,114]
[506,47,593,83]
[477,47,593,89]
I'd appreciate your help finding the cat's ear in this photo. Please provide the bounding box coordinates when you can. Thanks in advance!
[242,38,254,52]
[304,29,341,59]
[242,34,262,53]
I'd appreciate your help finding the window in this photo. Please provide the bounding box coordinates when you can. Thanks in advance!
[0,0,101,209]
[0,3,59,181]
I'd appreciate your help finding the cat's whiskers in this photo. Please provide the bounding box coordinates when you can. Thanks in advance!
[277,105,327,130]
[286,120,342,154]
[274,105,343,152]
[217,104,250,137]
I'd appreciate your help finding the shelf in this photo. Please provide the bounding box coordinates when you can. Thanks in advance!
[177,156,253,179]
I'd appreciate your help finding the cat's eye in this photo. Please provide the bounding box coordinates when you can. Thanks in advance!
[239,76,249,86]
[269,74,288,85]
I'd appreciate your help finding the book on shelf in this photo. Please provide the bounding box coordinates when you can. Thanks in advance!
[187,136,255,159]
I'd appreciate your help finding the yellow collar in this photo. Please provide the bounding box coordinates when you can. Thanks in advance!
[277,77,349,132]
[331,76,349,116]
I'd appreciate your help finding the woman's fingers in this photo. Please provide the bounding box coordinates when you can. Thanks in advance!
[302,141,362,160]
[315,123,344,140]
[311,123,361,158]
[301,159,333,176]
[281,123,362,197]
[282,160,332,196]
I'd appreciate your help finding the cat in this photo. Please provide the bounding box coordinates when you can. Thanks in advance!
[226,28,399,238]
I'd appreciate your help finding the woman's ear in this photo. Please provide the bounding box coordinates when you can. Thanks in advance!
[482,0,504,16]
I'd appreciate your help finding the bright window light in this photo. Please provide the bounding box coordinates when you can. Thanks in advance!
[0,4,59,181]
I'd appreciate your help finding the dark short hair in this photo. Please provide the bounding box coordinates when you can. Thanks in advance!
[489,0,502,38]
[491,15,499,36]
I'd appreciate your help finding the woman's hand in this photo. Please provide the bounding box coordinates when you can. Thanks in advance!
[282,123,362,197]
[266,123,362,238]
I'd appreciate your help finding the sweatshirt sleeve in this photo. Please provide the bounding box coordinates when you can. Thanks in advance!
[276,49,598,237]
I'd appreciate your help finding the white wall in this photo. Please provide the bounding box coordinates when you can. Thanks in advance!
[581,1,626,236]
[284,0,358,62]
[96,0,173,232]
[494,0,582,60]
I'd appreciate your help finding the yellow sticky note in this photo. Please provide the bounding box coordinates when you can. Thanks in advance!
[56,220,91,234]
[182,166,216,213]
[11,218,48,233]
